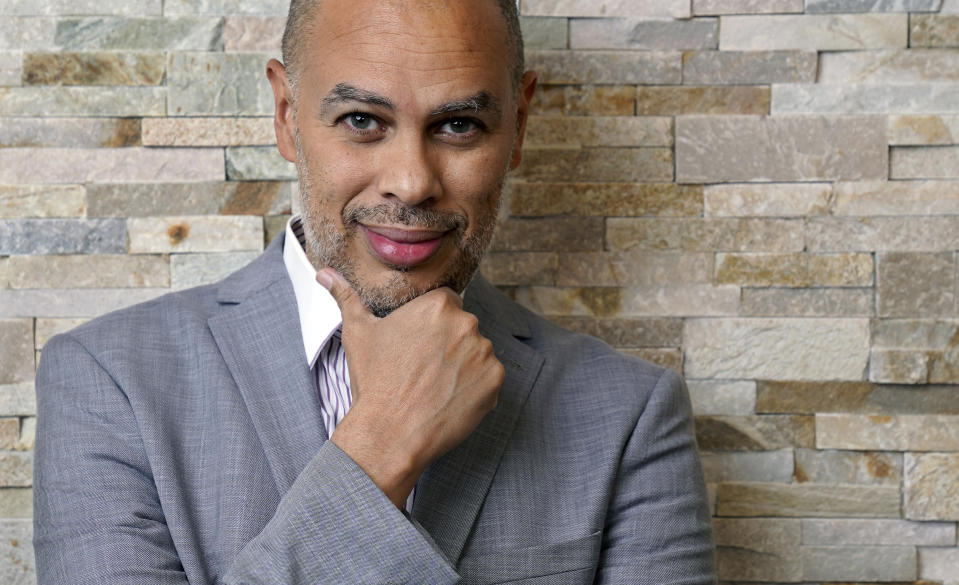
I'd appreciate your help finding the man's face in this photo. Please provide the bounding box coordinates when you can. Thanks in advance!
[269,0,535,316]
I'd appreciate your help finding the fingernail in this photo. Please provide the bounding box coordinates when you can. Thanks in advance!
[315,268,333,290]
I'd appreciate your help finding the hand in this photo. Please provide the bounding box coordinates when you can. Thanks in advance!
[317,268,505,509]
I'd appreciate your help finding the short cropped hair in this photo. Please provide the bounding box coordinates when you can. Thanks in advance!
[281,0,525,94]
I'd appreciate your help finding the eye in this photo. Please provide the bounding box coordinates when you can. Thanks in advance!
[344,113,380,131]
[440,117,477,135]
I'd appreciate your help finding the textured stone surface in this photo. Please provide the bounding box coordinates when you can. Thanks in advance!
[526,50,681,85]
[521,0,691,18]
[636,86,769,115]
[905,453,959,520]
[225,146,296,181]
[0,18,56,51]
[170,251,259,290]
[142,117,273,146]
[807,216,959,251]
[619,348,682,372]
[873,318,959,349]
[517,148,673,182]
[544,316,682,348]
[555,252,712,286]
[0,86,165,116]
[714,518,802,582]
[163,0,288,16]
[0,148,224,184]
[34,319,87,348]
[55,16,223,50]
[878,252,956,317]
[871,349,957,384]
[1,0,160,15]
[0,385,35,417]
[0,321,33,385]
[168,52,274,115]
[0,453,31,487]
[807,0,942,10]
[0,117,140,148]
[686,380,756,416]
[0,52,21,86]
[835,180,959,214]
[911,14,959,47]
[893,145,959,179]
[695,415,814,450]
[491,218,604,252]
[529,85,635,116]
[721,14,908,50]
[693,0,804,14]
[6,254,169,289]
[127,216,263,253]
[920,547,959,584]
[683,50,817,84]
[569,18,717,50]
[676,115,887,183]
[87,182,291,217]
[794,449,901,486]
[222,16,282,51]
[0,520,33,584]
[0,219,125,255]
[606,218,804,252]
[817,414,959,451]
[716,253,873,287]
[514,284,739,317]
[0,491,31,518]
[509,183,702,217]
[524,116,673,147]
[15,417,34,451]
[699,450,793,483]
[803,518,954,545]
[716,482,901,517]
[0,185,85,218]
[821,49,959,84]
[890,114,959,144]
[0,289,167,318]
[704,183,830,217]
[684,318,870,380]
[742,288,874,317]
[757,381,959,414]
[0,419,22,451]
[774,83,959,114]
[520,17,567,50]
[23,52,165,85]
[802,546,917,581]
[480,253,557,286]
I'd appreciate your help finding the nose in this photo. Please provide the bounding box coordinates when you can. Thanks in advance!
[374,132,442,207]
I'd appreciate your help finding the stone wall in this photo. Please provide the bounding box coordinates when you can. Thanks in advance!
[2,0,959,582]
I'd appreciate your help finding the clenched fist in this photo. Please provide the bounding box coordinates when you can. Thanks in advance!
[317,267,505,509]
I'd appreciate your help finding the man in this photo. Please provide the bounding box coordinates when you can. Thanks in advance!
[33,0,716,583]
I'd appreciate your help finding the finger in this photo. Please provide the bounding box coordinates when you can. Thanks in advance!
[316,267,373,322]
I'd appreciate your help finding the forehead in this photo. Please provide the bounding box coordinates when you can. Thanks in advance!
[304,0,511,102]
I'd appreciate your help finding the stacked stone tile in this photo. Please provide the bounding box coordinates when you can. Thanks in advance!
[2,0,959,582]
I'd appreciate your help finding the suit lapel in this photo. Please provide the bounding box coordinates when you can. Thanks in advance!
[208,236,328,496]
[413,277,545,565]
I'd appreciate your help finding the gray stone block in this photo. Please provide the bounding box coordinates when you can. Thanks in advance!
[521,0,691,18]
[774,82,959,114]
[0,321,33,385]
[803,518,955,545]
[906,453,959,520]
[683,50,817,85]
[0,52,21,86]
[569,17,717,50]
[821,49,959,84]
[0,18,56,50]
[0,86,165,116]
[700,450,793,483]
[878,252,956,317]
[0,118,139,148]
[807,0,942,11]
[714,518,802,582]
[225,147,296,181]
[807,216,959,252]
[520,17,566,50]
[55,16,223,50]
[802,546,917,581]
[171,251,260,290]
[6,254,169,289]
[0,289,168,318]
[0,520,33,585]
[794,449,901,486]
[163,0,288,16]
[525,50,681,85]
[168,52,274,116]
[686,380,756,416]
[0,0,160,16]
[693,0,803,14]
[0,219,125,254]
[0,148,225,184]
[741,288,874,317]
[0,490,31,518]
[0,384,36,417]
[720,14,908,51]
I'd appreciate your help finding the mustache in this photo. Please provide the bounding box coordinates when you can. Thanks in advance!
[343,203,467,232]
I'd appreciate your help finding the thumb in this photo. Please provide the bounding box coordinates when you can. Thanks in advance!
[316,267,372,322]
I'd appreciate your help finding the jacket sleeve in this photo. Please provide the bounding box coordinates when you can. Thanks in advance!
[33,334,459,585]
[595,368,717,585]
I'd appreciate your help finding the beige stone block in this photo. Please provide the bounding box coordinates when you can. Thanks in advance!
[757,380,959,415]
[835,180,959,215]
[226,146,296,181]
[569,17,717,51]
[142,117,274,146]
[807,216,959,252]
[873,319,959,349]
[263,214,287,246]
[0,452,31,487]
[890,115,959,145]
[920,546,959,584]
[0,185,85,219]
[806,0,941,11]
[685,318,870,380]
[0,420,20,450]
[720,14,908,50]
[716,253,873,287]
[911,14,959,47]
[34,319,87,348]
[546,316,682,348]
[694,0,803,14]
[516,147,673,182]
[0,52,21,86]
[509,182,702,217]
[556,252,713,287]
[490,217,604,252]
[521,0,691,18]
[0,384,35,417]
[87,182,292,218]
[802,546,917,582]
[530,85,635,116]
[524,116,673,147]
[514,284,740,317]
[127,216,263,254]
[716,482,901,517]
[893,145,959,179]
[0,321,32,386]
[795,449,901,486]
[521,17,568,50]
[15,417,33,451]
[0,489,31,518]
[683,49,817,85]
[23,51,164,85]
[618,348,682,373]
[870,349,933,384]
[906,453,959,521]
[687,380,756,416]
[6,254,169,289]
[636,86,769,116]
[480,253,557,286]
[804,518,954,546]
[774,82,959,114]
[714,517,802,582]
[0,86,165,116]
[167,52,274,116]
[223,17,283,51]
[695,415,813,450]
[821,49,959,84]
[0,148,224,184]
[606,218,804,252]
[879,252,956,318]
[676,115,888,183]
[704,183,830,217]
[818,414,959,451]
[0,289,167,318]
[742,288,874,317]
[0,117,140,148]
[170,252,260,291]
[526,50,681,85]
[700,450,793,483]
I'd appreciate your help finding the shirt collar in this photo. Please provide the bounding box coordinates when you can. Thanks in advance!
[283,216,342,368]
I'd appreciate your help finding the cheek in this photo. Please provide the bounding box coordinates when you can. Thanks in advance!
[302,140,373,216]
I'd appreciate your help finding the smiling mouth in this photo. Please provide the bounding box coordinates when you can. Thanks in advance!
[360,225,448,268]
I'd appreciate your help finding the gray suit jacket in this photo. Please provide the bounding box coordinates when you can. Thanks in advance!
[34,233,716,584]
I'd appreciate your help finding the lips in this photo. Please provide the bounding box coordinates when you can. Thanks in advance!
[360,225,447,268]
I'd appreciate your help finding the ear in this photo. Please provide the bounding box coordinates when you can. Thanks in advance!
[267,58,298,164]
[508,70,538,171]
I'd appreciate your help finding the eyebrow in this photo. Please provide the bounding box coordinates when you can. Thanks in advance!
[429,91,501,120]
[318,83,502,121]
